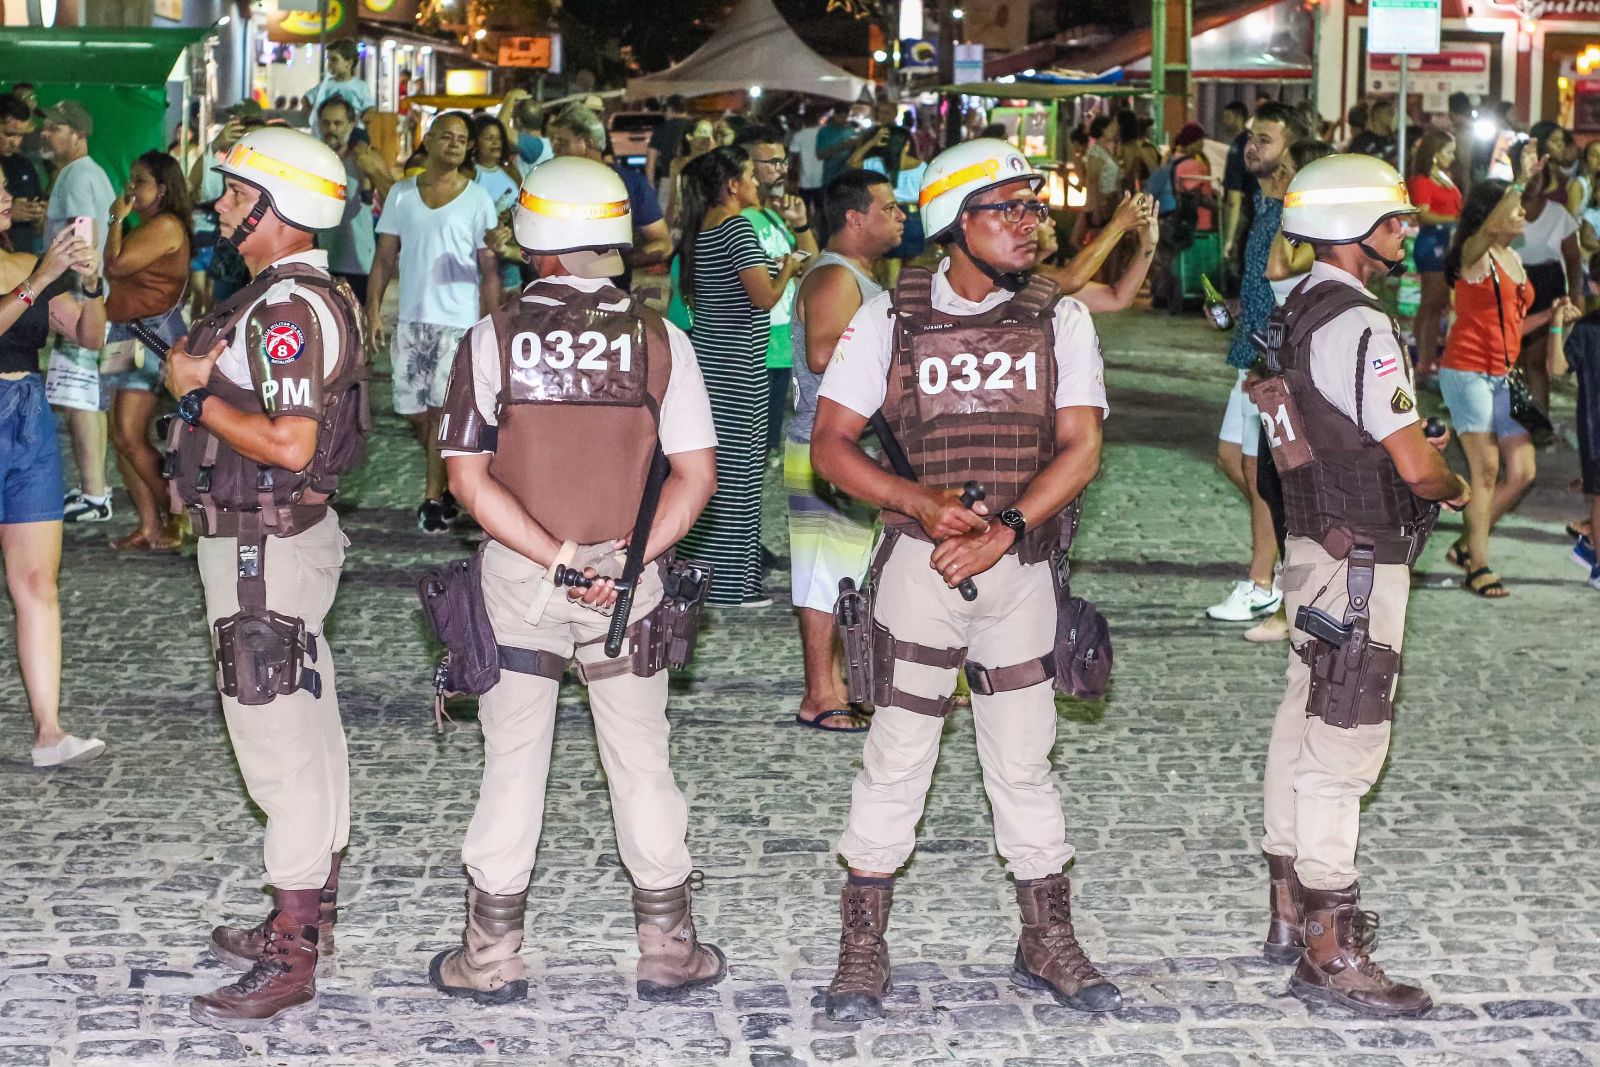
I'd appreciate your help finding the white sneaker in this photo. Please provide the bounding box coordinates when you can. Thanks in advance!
[1206,580,1283,622]
[31,734,106,768]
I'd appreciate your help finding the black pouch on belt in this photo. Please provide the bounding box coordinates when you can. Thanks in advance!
[834,577,873,705]
[416,548,501,697]
[1295,544,1402,729]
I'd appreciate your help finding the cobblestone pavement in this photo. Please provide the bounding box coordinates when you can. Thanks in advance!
[1,306,1596,1067]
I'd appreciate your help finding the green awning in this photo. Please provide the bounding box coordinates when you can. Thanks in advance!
[0,26,212,87]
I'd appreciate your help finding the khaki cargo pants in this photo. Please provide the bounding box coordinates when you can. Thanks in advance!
[1261,535,1410,891]
[460,538,693,896]
[838,533,1074,880]
[196,512,349,892]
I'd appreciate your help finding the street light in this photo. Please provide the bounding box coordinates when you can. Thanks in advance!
[951,7,964,19]
[473,27,487,39]
[750,85,763,99]
[873,49,888,62]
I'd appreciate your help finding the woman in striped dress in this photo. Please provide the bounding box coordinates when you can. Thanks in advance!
[676,147,805,605]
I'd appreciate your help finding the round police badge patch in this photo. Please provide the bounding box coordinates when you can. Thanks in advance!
[263,321,306,365]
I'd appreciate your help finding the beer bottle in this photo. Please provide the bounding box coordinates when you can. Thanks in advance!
[1201,274,1232,331]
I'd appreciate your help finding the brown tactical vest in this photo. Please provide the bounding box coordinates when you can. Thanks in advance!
[486,280,672,545]
[1268,278,1438,565]
[879,267,1066,564]
[165,261,371,536]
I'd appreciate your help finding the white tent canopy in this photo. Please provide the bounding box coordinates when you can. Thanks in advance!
[625,0,869,104]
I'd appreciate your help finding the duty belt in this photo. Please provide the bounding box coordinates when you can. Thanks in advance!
[190,503,330,539]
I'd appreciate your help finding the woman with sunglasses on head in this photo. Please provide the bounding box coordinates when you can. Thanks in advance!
[0,170,108,766]
[1438,143,1581,598]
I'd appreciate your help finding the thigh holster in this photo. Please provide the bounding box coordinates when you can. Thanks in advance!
[834,577,873,705]
[1294,543,1401,730]
[213,514,321,707]
[576,557,713,685]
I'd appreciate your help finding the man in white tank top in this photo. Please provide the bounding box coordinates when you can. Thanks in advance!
[786,170,904,731]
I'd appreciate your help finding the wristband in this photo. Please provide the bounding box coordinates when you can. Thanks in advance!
[1550,326,1565,336]
[11,282,36,307]
[792,223,810,234]
[1510,182,1526,194]
[80,278,105,300]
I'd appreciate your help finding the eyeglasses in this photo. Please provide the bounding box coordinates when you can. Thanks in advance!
[752,156,788,167]
[967,199,1050,225]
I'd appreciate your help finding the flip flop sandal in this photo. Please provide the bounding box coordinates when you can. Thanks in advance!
[109,529,151,552]
[795,709,871,733]
[1464,566,1509,598]
[1444,542,1472,572]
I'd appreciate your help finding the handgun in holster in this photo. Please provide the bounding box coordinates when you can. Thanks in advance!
[1294,544,1401,729]
[652,556,713,673]
[834,577,873,705]
[212,520,321,706]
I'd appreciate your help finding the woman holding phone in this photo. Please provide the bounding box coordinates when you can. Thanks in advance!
[0,171,109,766]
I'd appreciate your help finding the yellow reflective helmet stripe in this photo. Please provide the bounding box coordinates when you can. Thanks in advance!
[518,188,630,221]
[919,157,1004,208]
[1283,184,1412,209]
[224,144,346,201]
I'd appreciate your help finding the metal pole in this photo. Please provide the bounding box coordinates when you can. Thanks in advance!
[319,0,330,80]
[1397,57,1408,179]
[1152,0,1166,140]
[180,45,192,165]
[939,0,959,149]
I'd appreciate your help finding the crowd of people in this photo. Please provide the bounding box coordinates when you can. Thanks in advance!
[0,48,1594,1047]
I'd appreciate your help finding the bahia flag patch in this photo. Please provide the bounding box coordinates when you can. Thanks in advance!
[1371,353,1399,378]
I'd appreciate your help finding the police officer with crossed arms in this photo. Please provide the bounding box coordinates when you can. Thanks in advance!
[162,127,371,1031]
[811,140,1119,1022]
[429,156,725,1006]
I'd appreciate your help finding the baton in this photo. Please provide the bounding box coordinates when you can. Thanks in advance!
[954,481,985,602]
[126,320,171,358]
[605,447,670,658]
[869,411,986,601]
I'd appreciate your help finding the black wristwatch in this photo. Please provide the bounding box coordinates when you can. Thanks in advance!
[178,387,211,427]
[998,507,1027,545]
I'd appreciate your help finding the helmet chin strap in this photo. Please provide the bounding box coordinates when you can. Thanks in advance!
[1357,239,1407,279]
[225,195,272,250]
[951,229,1029,292]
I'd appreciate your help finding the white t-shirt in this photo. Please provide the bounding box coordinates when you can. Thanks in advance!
[45,154,116,255]
[1513,200,1579,266]
[819,259,1109,418]
[307,76,375,120]
[375,176,497,329]
[215,250,345,390]
[440,275,718,459]
[1302,261,1418,442]
[789,126,824,191]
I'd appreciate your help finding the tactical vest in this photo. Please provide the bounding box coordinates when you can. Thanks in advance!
[165,261,371,537]
[485,280,672,545]
[1263,277,1438,565]
[879,267,1067,564]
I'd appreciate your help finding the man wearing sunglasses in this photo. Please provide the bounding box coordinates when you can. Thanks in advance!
[810,139,1115,1022]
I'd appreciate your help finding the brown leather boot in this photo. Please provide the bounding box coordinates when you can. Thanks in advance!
[1011,873,1122,1012]
[1263,853,1304,964]
[824,880,892,1022]
[211,853,341,970]
[1290,883,1433,1018]
[633,875,727,1002]
[189,901,320,1031]
[427,883,529,1006]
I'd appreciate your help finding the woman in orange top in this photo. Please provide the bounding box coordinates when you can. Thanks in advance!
[1439,150,1580,597]
[1405,129,1462,378]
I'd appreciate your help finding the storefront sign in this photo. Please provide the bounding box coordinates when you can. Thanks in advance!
[901,37,937,73]
[360,0,419,23]
[1366,45,1490,109]
[954,42,985,84]
[497,34,561,72]
[1368,0,1441,54]
[267,0,356,42]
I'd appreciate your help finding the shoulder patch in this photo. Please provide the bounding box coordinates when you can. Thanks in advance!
[262,320,307,365]
[1390,387,1415,415]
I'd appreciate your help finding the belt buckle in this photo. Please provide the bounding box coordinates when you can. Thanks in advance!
[962,662,995,697]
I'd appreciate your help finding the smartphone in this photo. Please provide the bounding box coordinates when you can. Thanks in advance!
[70,215,94,243]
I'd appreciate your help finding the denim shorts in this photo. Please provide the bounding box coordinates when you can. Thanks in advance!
[1413,225,1452,273]
[1439,367,1526,439]
[103,304,187,395]
[0,374,65,525]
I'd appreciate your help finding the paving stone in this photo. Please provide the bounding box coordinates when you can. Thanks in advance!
[0,308,1592,1064]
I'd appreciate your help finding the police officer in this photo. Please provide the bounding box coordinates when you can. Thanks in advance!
[1254,155,1469,1016]
[429,156,724,1005]
[163,127,370,1030]
[810,140,1118,1021]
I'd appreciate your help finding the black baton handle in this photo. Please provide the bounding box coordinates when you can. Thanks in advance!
[552,564,594,588]
[126,320,171,358]
[956,480,985,602]
[604,585,634,658]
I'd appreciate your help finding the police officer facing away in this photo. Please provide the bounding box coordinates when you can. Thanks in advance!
[1253,155,1468,1017]
[811,140,1119,1021]
[431,157,725,1005]
[162,127,371,1030]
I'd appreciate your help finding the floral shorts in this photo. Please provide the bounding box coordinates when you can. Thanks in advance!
[391,320,467,416]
